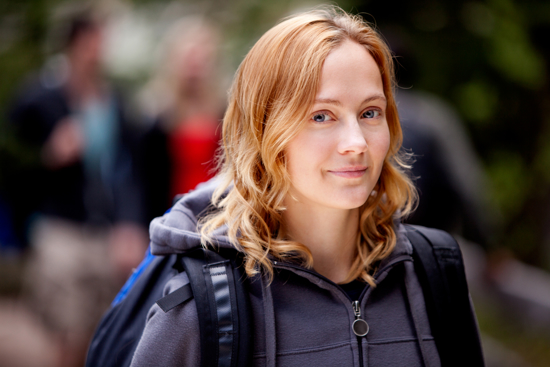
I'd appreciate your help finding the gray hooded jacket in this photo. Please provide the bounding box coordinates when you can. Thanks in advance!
[130,181,442,367]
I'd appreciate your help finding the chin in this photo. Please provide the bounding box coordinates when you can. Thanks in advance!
[332,191,371,210]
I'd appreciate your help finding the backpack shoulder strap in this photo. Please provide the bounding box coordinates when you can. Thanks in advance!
[405,224,485,367]
[156,283,193,313]
[86,252,180,367]
[157,248,252,367]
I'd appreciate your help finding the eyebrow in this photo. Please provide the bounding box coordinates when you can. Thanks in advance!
[314,94,387,106]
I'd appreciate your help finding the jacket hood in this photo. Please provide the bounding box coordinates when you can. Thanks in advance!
[149,179,234,256]
[378,219,414,270]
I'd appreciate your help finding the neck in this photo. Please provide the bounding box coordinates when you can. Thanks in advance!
[282,198,360,284]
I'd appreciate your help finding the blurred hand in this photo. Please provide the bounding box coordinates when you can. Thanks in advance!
[41,117,85,169]
[108,222,149,281]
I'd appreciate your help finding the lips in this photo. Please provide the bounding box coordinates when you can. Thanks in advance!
[328,166,368,178]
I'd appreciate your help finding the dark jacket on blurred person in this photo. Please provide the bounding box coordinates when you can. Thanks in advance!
[7,11,149,367]
[8,66,144,228]
[398,90,496,248]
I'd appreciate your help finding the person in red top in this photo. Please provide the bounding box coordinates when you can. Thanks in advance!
[167,115,219,197]
[138,17,225,220]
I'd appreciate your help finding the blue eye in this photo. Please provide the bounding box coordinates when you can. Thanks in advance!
[362,110,380,119]
[312,113,331,123]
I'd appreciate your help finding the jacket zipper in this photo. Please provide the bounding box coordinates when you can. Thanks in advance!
[352,300,368,367]
[357,334,363,367]
[273,255,411,367]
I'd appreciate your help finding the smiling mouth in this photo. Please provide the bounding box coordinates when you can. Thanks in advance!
[328,166,368,178]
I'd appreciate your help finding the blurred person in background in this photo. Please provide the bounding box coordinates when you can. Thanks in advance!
[397,90,495,248]
[137,17,225,222]
[383,32,497,250]
[7,7,148,367]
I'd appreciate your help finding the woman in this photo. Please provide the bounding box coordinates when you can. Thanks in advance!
[130,7,480,367]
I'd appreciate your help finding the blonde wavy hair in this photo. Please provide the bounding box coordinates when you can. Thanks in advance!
[200,6,417,285]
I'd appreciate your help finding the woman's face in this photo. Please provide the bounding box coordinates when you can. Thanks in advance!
[285,39,390,211]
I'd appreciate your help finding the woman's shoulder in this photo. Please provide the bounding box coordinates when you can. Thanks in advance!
[131,271,201,367]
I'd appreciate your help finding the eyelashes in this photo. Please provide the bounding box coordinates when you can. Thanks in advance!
[362,110,380,119]
[311,112,333,123]
[310,109,382,124]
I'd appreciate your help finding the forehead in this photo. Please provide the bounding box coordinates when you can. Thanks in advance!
[316,40,384,101]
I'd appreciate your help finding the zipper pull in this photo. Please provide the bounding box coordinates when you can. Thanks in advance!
[352,300,369,337]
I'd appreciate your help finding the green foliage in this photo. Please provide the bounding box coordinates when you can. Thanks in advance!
[487,1,545,89]
[455,79,499,125]
[534,129,550,187]
[486,151,530,222]
[0,0,51,184]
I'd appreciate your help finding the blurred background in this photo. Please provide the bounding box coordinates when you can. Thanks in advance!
[0,0,549,366]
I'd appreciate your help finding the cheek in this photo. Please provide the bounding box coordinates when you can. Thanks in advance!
[284,138,305,181]
[285,131,325,173]
[369,127,391,163]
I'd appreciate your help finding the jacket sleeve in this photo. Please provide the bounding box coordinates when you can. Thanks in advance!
[130,271,201,367]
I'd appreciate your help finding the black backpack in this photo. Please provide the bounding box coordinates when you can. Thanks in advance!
[406,225,485,367]
[85,246,252,367]
[86,225,484,367]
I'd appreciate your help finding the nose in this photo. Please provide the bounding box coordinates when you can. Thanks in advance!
[338,118,368,154]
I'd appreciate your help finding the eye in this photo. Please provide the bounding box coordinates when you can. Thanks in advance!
[361,109,380,119]
[311,112,333,123]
